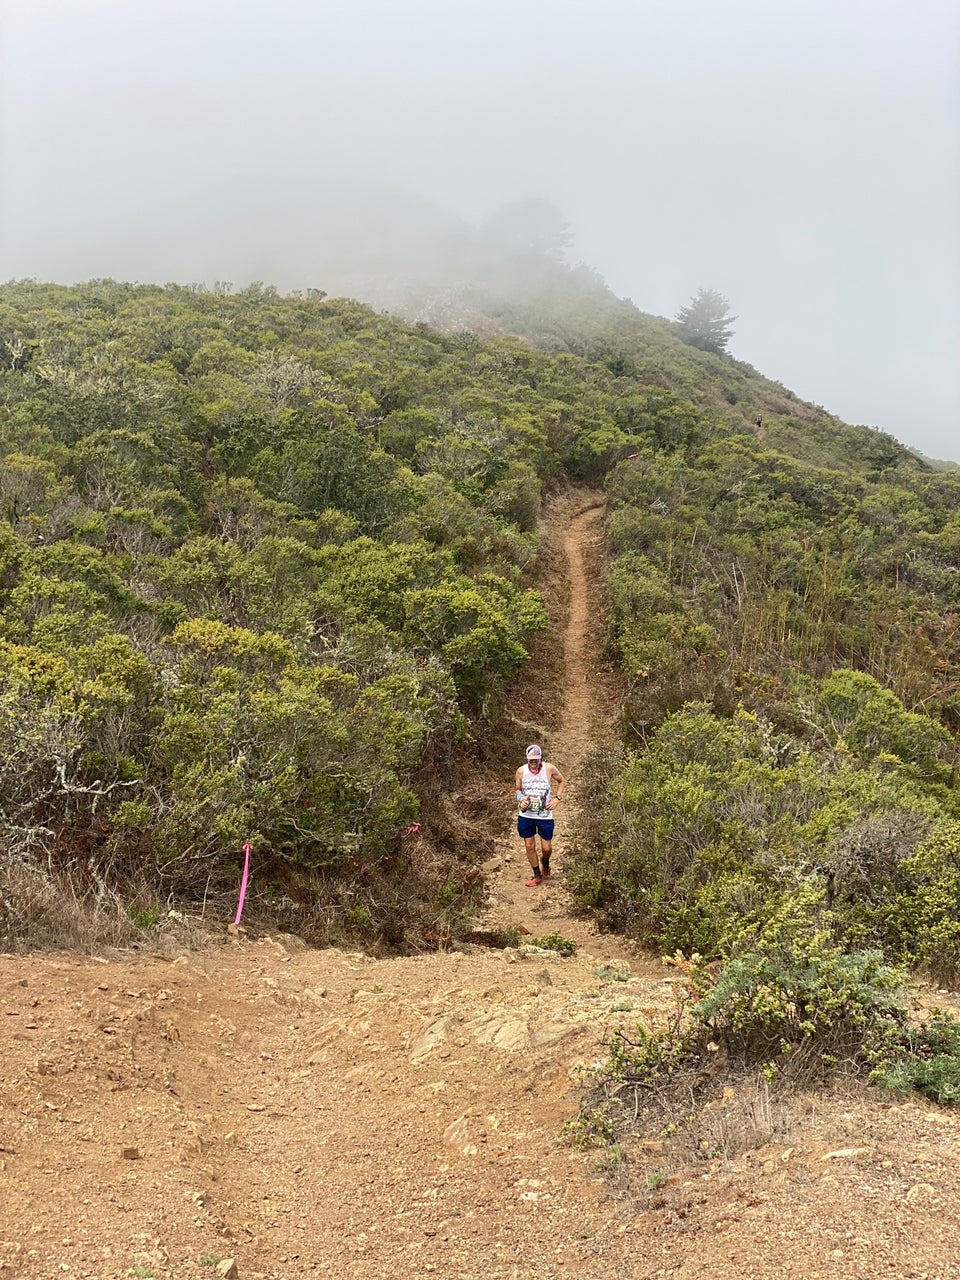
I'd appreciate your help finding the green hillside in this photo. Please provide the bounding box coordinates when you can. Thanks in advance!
[1,275,958,989]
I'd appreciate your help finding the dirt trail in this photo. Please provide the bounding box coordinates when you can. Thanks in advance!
[479,495,644,962]
[3,493,960,1280]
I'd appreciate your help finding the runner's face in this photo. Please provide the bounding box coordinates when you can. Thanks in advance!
[527,758,542,771]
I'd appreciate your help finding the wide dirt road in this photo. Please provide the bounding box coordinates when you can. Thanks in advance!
[3,493,960,1280]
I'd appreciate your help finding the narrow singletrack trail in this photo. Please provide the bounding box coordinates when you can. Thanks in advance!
[560,500,604,758]
[480,494,649,965]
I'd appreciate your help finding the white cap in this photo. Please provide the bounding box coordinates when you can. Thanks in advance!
[526,744,542,760]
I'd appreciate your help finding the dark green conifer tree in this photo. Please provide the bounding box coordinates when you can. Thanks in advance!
[675,288,736,354]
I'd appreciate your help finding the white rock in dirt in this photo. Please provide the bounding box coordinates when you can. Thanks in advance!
[470,1013,530,1052]
[529,1021,581,1048]
[410,1016,451,1060]
[518,945,566,961]
[906,1183,937,1203]
[216,1261,239,1279]
[821,1147,872,1161]
[442,1116,471,1147]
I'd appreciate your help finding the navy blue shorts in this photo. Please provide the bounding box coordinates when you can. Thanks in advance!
[518,816,555,841]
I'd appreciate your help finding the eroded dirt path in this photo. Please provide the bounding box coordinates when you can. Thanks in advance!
[4,492,960,1280]
[479,494,642,957]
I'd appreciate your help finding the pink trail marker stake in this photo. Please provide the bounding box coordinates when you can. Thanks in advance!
[235,841,252,925]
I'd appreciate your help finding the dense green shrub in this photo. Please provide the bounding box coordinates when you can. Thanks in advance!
[814,669,950,778]
[895,822,960,976]
[871,1010,960,1105]
[688,921,905,1079]
[590,933,960,1122]
[569,696,954,967]
[0,280,572,943]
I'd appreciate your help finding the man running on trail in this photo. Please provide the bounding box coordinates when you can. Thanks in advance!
[515,743,565,887]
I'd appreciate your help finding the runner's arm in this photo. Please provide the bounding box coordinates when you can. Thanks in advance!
[547,764,565,808]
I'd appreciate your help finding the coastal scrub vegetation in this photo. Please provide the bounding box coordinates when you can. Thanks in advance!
[0,279,574,946]
[571,425,960,981]
[2,269,959,994]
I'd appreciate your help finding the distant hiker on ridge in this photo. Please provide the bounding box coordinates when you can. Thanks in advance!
[515,743,565,887]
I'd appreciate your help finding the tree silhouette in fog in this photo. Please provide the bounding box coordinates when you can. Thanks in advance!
[675,288,736,355]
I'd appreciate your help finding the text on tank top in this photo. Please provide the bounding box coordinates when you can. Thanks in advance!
[520,764,552,819]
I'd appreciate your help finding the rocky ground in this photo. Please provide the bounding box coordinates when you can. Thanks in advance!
[2,494,960,1280]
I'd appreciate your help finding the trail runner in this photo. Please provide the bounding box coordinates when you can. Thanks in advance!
[515,743,565,887]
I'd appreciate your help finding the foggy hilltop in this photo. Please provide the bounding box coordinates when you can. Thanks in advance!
[38,184,593,327]
[3,0,958,460]
[3,178,953,476]
[105,186,950,474]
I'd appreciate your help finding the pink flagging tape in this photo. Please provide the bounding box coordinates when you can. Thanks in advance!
[235,841,252,925]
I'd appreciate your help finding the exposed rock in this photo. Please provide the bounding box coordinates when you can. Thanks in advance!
[442,1116,471,1148]
[906,1183,937,1203]
[469,1013,530,1052]
[410,1016,451,1059]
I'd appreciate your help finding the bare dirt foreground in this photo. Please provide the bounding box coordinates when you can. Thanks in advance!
[3,495,960,1280]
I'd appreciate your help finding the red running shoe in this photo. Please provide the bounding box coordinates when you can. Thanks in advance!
[524,873,543,888]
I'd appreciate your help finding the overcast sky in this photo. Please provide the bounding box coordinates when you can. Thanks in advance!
[2,0,958,461]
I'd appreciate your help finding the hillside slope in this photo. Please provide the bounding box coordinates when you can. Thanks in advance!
[390,267,916,475]
[5,275,953,963]
[3,493,960,1280]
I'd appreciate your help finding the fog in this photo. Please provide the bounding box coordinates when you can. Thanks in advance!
[2,0,958,461]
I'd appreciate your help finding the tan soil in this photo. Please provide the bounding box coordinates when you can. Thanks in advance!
[3,491,960,1280]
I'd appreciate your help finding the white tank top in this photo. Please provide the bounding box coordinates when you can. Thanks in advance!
[520,764,552,820]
